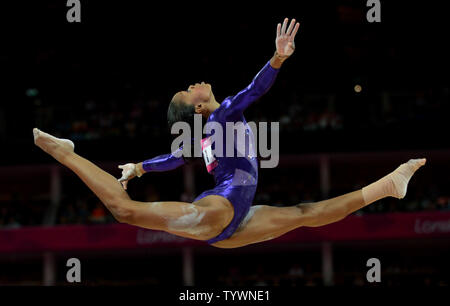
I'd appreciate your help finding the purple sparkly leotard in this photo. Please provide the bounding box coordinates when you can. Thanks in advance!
[143,60,279,244]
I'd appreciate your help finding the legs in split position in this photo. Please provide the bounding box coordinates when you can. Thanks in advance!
[33,128,234,241]
[33,128,426,249]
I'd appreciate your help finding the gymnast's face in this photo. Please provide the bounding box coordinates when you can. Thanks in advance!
[172,82,213,113]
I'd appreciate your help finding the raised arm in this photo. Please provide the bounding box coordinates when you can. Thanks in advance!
[226,18,300,118]
[118,147,185,190]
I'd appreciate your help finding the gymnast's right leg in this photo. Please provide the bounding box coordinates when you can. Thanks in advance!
[33,128,234,241]
[212,158,426,248]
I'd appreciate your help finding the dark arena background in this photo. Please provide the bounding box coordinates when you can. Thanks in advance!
[0,0,449,299]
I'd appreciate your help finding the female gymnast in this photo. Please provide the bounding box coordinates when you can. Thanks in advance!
[33,18,426,249]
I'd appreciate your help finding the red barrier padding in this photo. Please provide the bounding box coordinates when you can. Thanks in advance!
[1,211,450,253]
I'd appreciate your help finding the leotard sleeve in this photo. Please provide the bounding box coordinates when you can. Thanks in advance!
[142,147,186,172]
[225,60,279,119]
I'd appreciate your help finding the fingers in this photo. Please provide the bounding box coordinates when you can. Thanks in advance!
[286,18,296,36]
[281,18,288,35]
[118,176,128,190]
[288,22,300,41]
[119,179,127,190]
[279,18,300,39]
[118,164,134,190]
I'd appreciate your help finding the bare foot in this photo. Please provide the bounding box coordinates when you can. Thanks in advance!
[33,128,75,160]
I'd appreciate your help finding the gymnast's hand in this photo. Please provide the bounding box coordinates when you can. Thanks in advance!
[275,18,300,58]
[118,163,137,190]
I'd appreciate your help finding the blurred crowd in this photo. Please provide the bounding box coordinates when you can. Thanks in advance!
[29,85,449,142]
[0,193,47,229]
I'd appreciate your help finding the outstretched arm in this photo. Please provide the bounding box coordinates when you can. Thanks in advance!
[118,147,185,190]
[141,148,186,173]
[226,18,300,118]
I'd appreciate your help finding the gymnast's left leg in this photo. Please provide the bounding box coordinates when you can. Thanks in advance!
[33,128,234,241]
[212,158,426,248]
